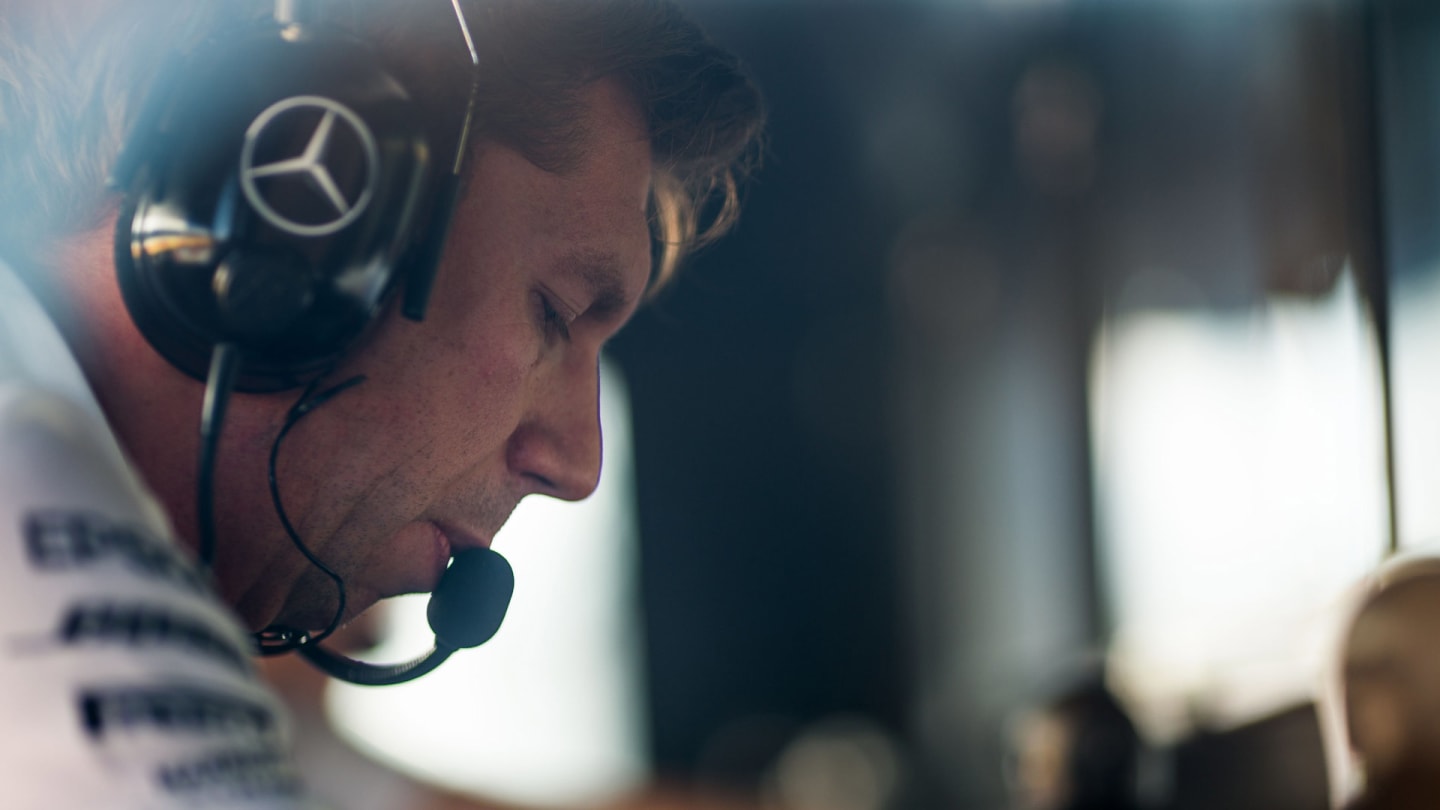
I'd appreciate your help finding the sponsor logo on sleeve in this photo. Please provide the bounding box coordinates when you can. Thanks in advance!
[24,511,206,593]
[157,748,302,800]
[77,685,300,800]
[79,685,276,740]
[59,603,252,673]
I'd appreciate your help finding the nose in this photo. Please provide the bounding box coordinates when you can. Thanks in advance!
[506,358,603,501]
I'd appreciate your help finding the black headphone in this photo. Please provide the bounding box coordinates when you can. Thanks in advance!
[109,0,469,393]
[107,0,513,685]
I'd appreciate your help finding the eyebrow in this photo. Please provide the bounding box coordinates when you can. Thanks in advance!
[556,249,640,321]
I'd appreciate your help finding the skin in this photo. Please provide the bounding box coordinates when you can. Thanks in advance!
[48,78,654,632]
[1345,577,1440,786]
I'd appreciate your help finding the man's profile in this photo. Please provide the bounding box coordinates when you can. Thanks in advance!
[0,0,763,804]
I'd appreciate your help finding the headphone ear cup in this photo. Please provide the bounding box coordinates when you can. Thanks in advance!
[113,22,433,393]
[214,245,316,342]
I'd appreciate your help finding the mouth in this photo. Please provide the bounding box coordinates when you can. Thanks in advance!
[424,521,493,586]
[369,521,499,600]
[432,521,493,553]
[423,522,454,587]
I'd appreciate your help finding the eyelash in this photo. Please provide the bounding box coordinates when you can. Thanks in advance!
[538,292,572,342]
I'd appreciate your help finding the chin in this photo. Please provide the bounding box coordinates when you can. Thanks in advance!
[267,578,373,636]
[263,524,448,633]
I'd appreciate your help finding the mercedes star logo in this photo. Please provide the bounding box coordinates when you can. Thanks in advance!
[239,95,380,238]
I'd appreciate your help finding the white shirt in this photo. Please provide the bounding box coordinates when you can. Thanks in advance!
[0,260,315,808]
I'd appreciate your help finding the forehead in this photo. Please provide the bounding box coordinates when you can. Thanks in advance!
[457,79,654,308]
[553,83,653,300]
[567,78,652,201]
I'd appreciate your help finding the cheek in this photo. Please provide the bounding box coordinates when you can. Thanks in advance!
[377,316,533,448]
[1349,682,1407,769]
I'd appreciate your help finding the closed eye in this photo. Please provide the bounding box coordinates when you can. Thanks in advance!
[536,290,573,343]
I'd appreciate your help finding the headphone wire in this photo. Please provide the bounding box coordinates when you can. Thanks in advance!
[255,371,368,655]
[197,343,241,578]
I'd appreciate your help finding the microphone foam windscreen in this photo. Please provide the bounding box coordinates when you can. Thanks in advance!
[427,547,515,649]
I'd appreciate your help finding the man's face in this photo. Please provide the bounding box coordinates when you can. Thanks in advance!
[217,79,654,630]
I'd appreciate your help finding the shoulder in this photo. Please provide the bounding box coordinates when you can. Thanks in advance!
[0,385,317,808]
[0,386,153,518]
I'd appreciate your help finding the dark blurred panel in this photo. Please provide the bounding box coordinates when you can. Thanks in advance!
[610,0,911,786]
[1168,706,1329,810]
[1380,0,1440,552]
[1375,0,1440,287]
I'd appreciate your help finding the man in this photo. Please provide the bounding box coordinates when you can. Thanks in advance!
[1330,556,1440,810]
[0,0,763,805]
[1007,679,1143,810]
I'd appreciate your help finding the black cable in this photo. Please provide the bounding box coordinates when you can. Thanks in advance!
[198,343,241,575]
[255,373,368,656]
[301,640,457,686]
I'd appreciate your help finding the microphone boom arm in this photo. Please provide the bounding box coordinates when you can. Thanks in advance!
[288,547,515,686]
[299,639,457,686]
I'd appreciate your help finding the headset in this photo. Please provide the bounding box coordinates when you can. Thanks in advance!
[107,0,514,685]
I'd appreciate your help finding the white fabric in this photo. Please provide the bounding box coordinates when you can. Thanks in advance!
[0,260,315,808]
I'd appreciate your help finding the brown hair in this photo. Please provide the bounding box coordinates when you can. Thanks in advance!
[0,0,764,288]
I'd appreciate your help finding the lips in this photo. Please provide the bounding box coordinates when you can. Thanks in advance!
[423,521,496,586]
[424,522,454,586]
[371,521,499,599]
[431,521,493,554]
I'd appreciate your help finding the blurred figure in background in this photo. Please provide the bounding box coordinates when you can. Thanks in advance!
[1331,557,1440,810]
[1008,678,1144,810]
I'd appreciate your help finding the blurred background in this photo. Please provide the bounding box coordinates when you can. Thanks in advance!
[298,0,1440,808]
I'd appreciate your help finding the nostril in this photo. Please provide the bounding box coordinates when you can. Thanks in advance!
[525,471,558,493]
